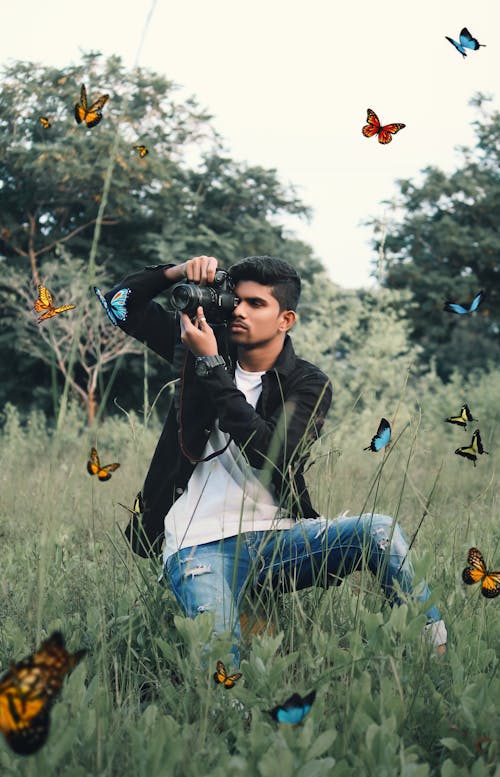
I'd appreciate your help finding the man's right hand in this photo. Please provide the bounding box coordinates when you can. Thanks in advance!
[164,256,218,286]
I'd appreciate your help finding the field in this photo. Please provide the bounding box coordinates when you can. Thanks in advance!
[0,397,499,776]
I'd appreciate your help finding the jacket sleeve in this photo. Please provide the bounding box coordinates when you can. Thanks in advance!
[201,365,332,475]
[101,264,179,363]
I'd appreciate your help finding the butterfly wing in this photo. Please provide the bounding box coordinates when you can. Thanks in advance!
[134,145,148,158]
[87,447,100,476]
[472,429,488,456]
[462,404,474,423]
[445,36,467,57]
[443,300,468,315]
[94,286,118,326]
[362,109,381,138]
[377,123,406,145]
[84,94,109,128]
[109,288,131,322]
[74,84,87,124]
[270,690,316,724]
[364,418,391,452]
[38,117,51,129]
[97,462,120,482]
[468,290,484,313]
[37,304,76,323]
[34,285,53,312]
[455,433,478,465]
[459,28,481,51]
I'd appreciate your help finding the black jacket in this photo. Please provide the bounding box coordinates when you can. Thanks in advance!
[104,264,333,557]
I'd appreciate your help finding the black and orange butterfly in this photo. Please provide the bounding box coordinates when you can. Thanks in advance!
[74,83,109,128]
[0,632,86,755]
[362,108,406,145]
[38,117,51,129]
[455,429,489,467]
[86,447,120,481]
[462,548,500,598]
[445,403,475,430]
[33,285,76,324]
[133,145,148,158]
[213,661,242,689]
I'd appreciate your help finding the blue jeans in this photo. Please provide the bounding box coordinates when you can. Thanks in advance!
[165,514,441,666]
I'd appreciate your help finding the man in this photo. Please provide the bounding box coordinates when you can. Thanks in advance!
[102,254,446,664]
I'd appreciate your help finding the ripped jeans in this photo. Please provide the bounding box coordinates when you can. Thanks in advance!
[164,514,441,666]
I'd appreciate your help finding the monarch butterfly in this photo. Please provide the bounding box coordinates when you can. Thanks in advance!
[38,117,51,129]
[33,285,76,324]
[86,447,120,481]
[444,290,484,315]
[0,632,86,755]
[454,429,489,467]
[462,548,500,598]
[213,661,242,689]
[74,83,109,128]
[445,28,486,58]
[133,145,148,158]
[269,690,316,725]
[362,109,405,145]
[94,286,131,326]
[445,403,475,430]
[364,418,391,452]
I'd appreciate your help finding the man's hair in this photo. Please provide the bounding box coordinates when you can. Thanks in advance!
[228,255,301,312]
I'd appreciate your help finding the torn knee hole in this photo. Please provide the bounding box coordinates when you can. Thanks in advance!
[184,564,213,578]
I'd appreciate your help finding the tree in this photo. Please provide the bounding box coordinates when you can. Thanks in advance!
[0,52,320,418]
[370,95,500,380]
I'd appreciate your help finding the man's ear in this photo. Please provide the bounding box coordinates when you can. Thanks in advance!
[279,310,296,332]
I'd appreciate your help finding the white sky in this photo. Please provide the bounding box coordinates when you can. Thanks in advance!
[3,0,499,288]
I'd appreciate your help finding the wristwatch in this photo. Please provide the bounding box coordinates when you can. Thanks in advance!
[194,354,227,376]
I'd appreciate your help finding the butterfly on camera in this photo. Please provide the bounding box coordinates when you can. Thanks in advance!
[445,403,476,430]
[87,446,120,481]
[454,429,489,467]
[269,690,316,725]
[94,286,131,326]
[462,548,500,598]
[445,28,486,58]
[33,285,76,324]
[364,418,391,452]
[362,109,405,145]
[443,290,484,316]
[0,631,86,755]
[74,83,109,128]
[213,661,242,689]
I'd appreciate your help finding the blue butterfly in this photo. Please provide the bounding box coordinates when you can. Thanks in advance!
[364,417,391,453]
[269,690,316,725]
[443,290,484,316]
[445,28,486,58]
[94,287,131,326]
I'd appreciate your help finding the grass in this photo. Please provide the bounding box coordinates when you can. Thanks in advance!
[0,400,499,776]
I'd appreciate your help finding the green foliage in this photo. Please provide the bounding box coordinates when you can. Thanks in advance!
[370,95,500,381]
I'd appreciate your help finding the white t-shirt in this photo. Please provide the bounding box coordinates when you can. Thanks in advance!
[162,361,294,562]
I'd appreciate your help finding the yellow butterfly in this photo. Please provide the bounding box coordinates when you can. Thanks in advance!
[0,632,86,755]
[462,547,500,598]
[213,660,242,689]
[33,285,76,324]
[38,117,51,129]
[445,403,475,430]
[87,447,120,481]
[117,491,144,516]
[454,429,489,467]
[74,83,109,128]
[133,145,148,158]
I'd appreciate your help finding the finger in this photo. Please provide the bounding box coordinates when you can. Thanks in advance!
[195,306,208,328]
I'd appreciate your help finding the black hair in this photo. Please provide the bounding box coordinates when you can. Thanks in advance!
[228,255,301,312]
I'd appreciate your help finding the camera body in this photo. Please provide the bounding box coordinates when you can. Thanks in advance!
[168,270,239,324]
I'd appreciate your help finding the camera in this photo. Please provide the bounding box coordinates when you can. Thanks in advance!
[168,270,239,324]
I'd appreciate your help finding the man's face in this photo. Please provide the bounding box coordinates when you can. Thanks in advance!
[228,280,292,349]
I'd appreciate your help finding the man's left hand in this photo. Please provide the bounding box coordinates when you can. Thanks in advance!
[180,306,218,357]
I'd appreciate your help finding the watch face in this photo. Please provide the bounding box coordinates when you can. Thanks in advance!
[195,359,208,376]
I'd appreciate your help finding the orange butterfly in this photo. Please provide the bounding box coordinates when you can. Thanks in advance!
[0,632,86,755]
[74,83,109,128]
[213,660,242,689]
[462,547,500,599]
[362,108,406,145]
[133,145,148,158]
[33,285,76,324]
[38,117,51,129]
[87,446,120,481]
